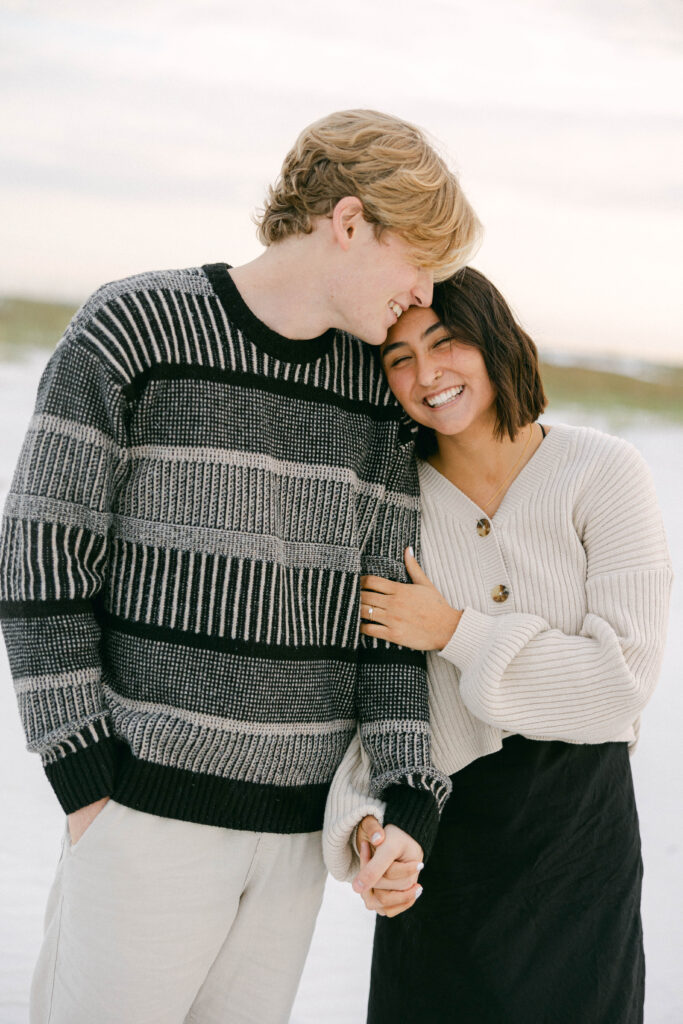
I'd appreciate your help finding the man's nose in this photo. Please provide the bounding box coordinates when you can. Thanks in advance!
[412,268,434,308]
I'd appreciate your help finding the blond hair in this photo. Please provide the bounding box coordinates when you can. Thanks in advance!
[255,109,482,281]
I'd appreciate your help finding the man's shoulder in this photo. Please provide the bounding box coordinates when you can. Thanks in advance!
[75,265,212,325]
[55,265,216,377]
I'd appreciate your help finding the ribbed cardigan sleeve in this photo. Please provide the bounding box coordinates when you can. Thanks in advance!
[0,315,130,812]
[322,727,386,881]
[439,440,672,742]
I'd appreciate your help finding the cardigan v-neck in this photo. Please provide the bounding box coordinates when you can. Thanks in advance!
[417,422,568,525]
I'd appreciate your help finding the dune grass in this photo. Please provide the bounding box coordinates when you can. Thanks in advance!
[0,297,78,352]
[2,296,682,421]
[540,361,683,422]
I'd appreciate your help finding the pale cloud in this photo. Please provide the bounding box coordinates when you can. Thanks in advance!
[1,0,682,363]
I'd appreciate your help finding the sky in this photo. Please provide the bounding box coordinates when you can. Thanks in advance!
[1,0,682,365]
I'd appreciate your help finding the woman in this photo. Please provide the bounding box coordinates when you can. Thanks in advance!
[323,268,672,1023]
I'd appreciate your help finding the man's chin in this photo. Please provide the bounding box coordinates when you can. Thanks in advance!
[359,327,389,347]
[344,318,389,346]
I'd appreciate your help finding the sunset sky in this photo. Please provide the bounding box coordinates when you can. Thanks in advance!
[2,0,682,364]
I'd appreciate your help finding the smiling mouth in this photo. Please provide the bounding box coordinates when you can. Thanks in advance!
[388,300,403,319]
[424,385,464,408]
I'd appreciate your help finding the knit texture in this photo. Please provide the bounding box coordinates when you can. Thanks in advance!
[323,424,672,879]
[0,263,451,842]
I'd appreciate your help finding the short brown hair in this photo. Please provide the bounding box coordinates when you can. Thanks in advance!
[255,109,482,281]
[414,268,547,457]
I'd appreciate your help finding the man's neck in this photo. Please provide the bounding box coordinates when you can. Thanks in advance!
[229,239,335,341]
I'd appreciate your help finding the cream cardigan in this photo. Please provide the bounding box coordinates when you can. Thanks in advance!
[323,423,673,881]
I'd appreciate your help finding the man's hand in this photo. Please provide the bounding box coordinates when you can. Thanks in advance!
[352,816,424,918]
[67,796,110,846]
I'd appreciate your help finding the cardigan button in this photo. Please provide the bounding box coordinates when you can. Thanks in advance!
[491,584,509,603]
[476,518,491,537]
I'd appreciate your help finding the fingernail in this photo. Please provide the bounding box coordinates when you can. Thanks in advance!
[371,832,383,844]
[408,546,415,558]
[352,879,365,893]
[415,885,423,899]
[417,862,425,871]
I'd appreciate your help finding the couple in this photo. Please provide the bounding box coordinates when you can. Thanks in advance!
[0,109,671,1024]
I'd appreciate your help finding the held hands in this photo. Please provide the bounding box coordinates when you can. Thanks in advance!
[360,548,461,652]
[352,816,424,918]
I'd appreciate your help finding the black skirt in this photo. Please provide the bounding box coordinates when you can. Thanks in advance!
[368,736,644,1024]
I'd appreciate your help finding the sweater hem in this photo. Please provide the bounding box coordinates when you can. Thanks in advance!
[44,728,122,814]
[111,746,330,834]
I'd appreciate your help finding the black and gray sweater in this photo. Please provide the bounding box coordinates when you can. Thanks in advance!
[0,263,450,852]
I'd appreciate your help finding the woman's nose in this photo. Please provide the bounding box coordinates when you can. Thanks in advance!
[418,364,443,389]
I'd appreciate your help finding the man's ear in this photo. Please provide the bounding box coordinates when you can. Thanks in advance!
[331,196,365,251]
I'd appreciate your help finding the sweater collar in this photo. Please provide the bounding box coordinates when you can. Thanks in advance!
[203,262,338,365]
[417,423,570,522]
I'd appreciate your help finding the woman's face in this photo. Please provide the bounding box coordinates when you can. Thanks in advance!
[381,306,497,438]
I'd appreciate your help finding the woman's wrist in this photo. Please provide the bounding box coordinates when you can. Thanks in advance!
[437,607,462,650]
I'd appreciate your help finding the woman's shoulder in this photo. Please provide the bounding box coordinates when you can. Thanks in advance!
[550,425,663,546]
[548,422,648,476]
[545,425,658,526]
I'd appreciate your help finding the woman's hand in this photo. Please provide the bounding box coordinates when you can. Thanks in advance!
[360,548,462,651]
[353,816,425,918]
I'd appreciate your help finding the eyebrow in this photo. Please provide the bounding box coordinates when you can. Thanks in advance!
[381,321,447,357]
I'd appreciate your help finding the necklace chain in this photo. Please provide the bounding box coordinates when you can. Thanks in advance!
[482,424,534,512]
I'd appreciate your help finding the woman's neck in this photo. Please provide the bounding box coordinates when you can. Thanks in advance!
[429,421,543,517]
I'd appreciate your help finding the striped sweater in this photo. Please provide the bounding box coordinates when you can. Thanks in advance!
[0,263,450,848]
[323,424,673,879]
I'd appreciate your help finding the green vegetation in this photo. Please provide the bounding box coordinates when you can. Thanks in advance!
[541,361,683,423]
[0,297,78,351]
[1,296,682,421]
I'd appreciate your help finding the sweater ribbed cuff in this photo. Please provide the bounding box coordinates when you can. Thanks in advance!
[382,785,441,861]
[438,607,496,670]
[44,731,122,814]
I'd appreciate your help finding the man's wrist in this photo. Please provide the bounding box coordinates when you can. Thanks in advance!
[382,785,440,862]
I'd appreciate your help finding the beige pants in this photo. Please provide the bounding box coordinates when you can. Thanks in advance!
[30,799,327,1024]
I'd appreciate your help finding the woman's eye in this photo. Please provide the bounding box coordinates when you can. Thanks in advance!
[390,356,411,368]
[433,337,452,349]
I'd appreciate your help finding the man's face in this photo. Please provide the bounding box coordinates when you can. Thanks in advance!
[331,221,434,346]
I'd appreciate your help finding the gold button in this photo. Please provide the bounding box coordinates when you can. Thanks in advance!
[476,518,491,537]
[491,584,509,603]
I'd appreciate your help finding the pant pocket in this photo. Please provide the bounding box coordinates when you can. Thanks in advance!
[67,797,117,856]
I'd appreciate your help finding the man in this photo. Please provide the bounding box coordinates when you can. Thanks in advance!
[0,109,480,1023]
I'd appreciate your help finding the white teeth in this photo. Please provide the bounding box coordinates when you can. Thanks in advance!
[389,301,403,318]
[426,385,464,408]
